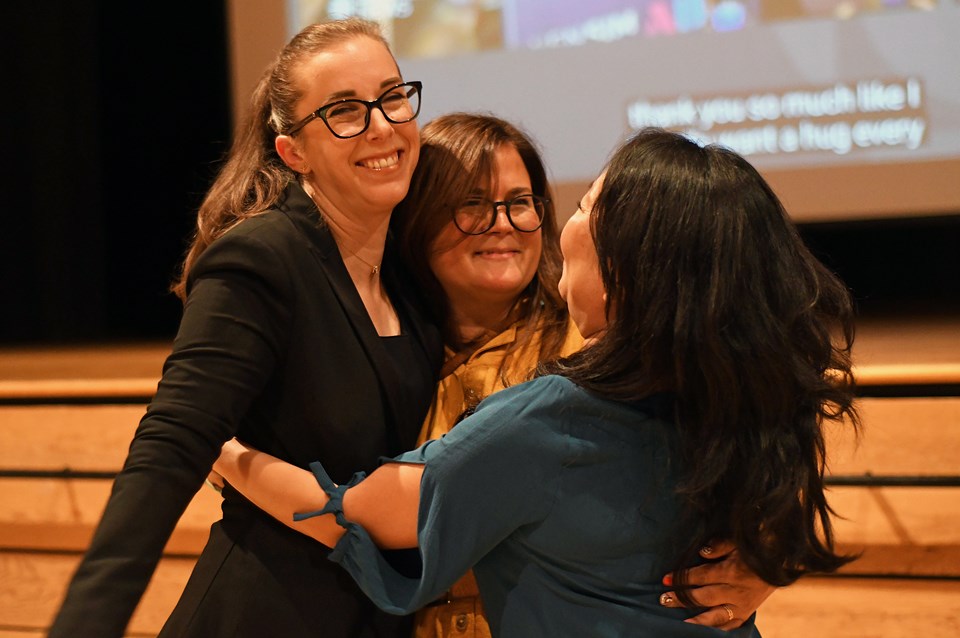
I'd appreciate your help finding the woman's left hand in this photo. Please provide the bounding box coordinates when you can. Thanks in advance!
[658,541,777,630]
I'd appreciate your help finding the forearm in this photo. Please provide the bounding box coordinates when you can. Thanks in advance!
[214,440,423,549]
[213,439,345,547]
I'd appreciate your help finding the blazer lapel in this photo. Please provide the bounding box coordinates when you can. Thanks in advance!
[278,183,414,451]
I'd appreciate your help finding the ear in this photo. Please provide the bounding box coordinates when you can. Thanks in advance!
[275,134,309,174]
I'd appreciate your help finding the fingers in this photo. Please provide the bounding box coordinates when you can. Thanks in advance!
[659,593,744,629]
[661,582,733,609]
[678,543,747,590]
[660,593,745,629]
[684,603,743,630]
[662,541,737,589]
[701,539,736,559]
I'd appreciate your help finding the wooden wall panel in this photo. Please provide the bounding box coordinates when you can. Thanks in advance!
[0,552,196,637]
[825,397,960,475]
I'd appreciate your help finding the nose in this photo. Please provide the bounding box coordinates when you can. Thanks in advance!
[365,106,394,139]
[488,203,514,233]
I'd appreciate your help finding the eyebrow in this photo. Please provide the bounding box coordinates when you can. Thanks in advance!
[466,187,534,201]
[323,77,403,102]
[504,186,534,199]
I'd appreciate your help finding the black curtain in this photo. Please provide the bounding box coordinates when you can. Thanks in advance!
[800,215,960,317]
[1,1,230,344]
[1,2,957,344]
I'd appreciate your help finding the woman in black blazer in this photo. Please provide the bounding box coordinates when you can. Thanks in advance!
[49,18,440,638]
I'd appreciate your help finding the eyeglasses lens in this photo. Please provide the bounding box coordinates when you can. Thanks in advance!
[326,83,421,138]
[454,196,545,235]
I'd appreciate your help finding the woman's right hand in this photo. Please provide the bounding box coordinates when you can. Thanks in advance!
[212,437,247,479]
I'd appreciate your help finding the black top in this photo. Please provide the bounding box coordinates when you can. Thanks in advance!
[49,182,442,638]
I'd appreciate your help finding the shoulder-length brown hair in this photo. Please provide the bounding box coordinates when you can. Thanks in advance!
[391,113,570,378]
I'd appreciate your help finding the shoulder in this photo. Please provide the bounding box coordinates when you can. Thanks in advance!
[484,377,676,448]
[454,376,586,454]
[188,213,291,275]
[477,374,587,417]
[207,182,330,258]
[185,208,323,302]
[187,187,331,289]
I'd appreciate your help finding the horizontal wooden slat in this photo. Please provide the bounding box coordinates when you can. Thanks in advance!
[829,486,960,546]
[758,576,960,637]
[0,478,222,554]
[0,343,169,382]
[837,543,960,577]
[3,398,955,475]
[855,363,960,386]
[827,486,960,577]
[3,555,959,637]
[0,379,157,400]
[0,405,146,471]
[0,551,197,637]
[825,397,960,475]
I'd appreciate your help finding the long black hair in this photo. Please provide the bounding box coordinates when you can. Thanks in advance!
[544,128,858,587]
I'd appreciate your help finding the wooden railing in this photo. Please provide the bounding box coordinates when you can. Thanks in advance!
[1,324,958,637]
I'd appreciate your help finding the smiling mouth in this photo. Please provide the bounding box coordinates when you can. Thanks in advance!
[475,249,520,257]
[359,151,401,170]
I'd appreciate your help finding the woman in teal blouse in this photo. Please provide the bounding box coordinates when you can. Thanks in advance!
[214,128,859,636]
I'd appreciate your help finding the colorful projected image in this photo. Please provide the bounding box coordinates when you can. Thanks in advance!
[294,1,761,58]
[295,0,505,57]
[504,0,761,49]
[760,0,937,21]
[293,0,936,58]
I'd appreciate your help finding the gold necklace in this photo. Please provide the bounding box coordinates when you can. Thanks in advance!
[302,183,382,277]
[350,251,381,276]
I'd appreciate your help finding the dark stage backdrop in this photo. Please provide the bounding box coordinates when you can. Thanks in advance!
[0,1,956,345]
[2,1,231,344]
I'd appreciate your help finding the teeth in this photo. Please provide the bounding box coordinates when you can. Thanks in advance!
[361,153,399,170]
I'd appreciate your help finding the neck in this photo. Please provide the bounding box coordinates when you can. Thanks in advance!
[302,180,391,284]
[448,295,519,346]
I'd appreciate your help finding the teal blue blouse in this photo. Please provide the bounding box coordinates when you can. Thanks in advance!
[305,375,761,637]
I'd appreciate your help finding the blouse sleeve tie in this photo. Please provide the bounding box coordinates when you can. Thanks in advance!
[292,461,366,529]
[287,459,442,615]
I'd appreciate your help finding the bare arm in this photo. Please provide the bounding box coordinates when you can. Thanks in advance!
[213,438,423,549]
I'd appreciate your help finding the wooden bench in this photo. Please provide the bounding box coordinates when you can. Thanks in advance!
[0,344,219,637]
[759,315,960,635]
[1,318,958,636]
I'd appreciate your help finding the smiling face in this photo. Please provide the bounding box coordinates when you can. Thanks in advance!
[428,143,543,318]
[276,36,419,218]
[559,174,608,341]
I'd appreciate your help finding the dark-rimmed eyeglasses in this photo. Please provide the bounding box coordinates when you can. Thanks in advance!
[285,81,422,138]
[453,194,548,235]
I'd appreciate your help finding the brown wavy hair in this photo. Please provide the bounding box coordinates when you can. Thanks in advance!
[544,128,859,588]
[172,18,390,300]
[391,113,570,382]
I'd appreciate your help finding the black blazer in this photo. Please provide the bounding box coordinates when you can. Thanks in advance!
[49,183,442,638]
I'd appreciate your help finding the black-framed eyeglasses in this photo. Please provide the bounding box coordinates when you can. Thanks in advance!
[285,81,422,138]
[453,194,548,235]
